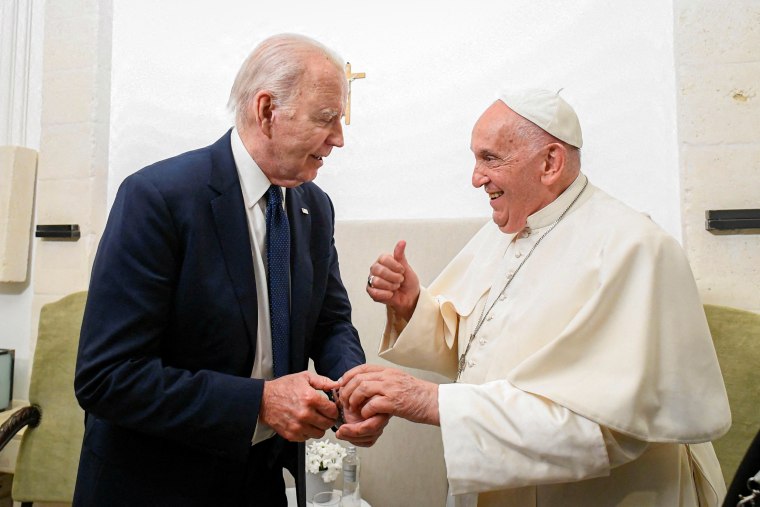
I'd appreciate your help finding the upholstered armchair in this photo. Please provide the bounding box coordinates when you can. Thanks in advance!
[705,304,760,490]
[0,292,86,506]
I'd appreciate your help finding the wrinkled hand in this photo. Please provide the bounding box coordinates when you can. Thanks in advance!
[367,240,420,322]
[259,372,340,441]
[339,365,439,426]
[335,407,391,447]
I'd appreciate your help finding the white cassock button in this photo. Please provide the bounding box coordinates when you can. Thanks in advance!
[468,359,477,368]
[515,251,522,258]
[486,315,494,321]
[498,295,507,301]
[479,338,487,345]
[521,230,531,238]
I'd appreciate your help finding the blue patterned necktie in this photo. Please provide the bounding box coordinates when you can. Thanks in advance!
[266,185,290,378]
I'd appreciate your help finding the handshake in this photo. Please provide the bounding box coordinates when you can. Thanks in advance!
[259,365,440,447]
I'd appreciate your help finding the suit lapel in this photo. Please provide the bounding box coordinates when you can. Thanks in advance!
[208,131,259,353]
[286,186,312,372]
[206,130,314,372]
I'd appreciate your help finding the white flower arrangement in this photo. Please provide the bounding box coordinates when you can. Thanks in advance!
[306,439,347,483]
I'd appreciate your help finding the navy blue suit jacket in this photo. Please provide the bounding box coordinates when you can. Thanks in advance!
[73,130,364,506]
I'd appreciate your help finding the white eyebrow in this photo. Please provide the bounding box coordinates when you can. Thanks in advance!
[320,109,340,120]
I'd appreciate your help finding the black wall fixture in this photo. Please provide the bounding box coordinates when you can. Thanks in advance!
[705,209,760,233]
[35,224,81,240]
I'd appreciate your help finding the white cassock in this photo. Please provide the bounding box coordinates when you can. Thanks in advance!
[379,174,731,507]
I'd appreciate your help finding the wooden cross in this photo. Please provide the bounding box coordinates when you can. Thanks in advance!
[344,62,366,125]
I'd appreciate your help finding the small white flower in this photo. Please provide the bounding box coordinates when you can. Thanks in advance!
[305,440,347,482]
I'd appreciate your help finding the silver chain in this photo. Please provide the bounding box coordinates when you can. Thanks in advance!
[456,178,589,381]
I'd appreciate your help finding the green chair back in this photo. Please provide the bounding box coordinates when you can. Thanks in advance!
[12,292,87,502]
[704,304,760,485]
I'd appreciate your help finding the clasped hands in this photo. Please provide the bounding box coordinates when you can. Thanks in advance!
[332,239,440,434]
[335,240,439,436]
[260,239,438,446]
[260,366,439,448]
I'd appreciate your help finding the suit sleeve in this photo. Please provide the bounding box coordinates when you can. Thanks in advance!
[308,195,365,380]
[75,173,261,462]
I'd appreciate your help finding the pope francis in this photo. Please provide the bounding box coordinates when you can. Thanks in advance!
[335,89,732,507]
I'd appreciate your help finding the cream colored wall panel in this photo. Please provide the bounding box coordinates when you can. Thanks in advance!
[41,68,97,126]
[688,231,760,312]
[0,146,38,282]
[45,0,98,21]
[676,1,760,64]
[680,145,760,312]
[681,145,760,211]
[675,0,760,313]
[33,240,90,295]
[35,178,94,228]
[38,124,97,180]
[43,15,98,72]
[33,263,90,296]
[678,62,760,145]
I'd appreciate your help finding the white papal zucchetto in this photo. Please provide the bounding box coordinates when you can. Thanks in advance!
[498,88,583,149]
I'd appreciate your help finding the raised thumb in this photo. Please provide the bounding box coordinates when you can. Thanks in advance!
[393,240,409,268]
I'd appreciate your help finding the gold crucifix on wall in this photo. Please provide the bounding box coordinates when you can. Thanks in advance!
[344,62,365,125]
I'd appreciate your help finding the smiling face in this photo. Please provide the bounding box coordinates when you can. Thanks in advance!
[470,101,556,233]
[262,53,347,187]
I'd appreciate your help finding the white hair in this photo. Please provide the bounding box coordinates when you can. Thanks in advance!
[227,34,345,127]
[514,114,581,166]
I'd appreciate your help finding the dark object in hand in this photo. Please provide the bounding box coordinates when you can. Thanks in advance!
[325,388,345,430]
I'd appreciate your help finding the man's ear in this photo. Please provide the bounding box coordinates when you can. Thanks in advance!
[252,91,275,138]
[540,143,567,186]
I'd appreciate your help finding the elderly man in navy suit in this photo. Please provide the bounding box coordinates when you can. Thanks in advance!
[73,34,384,507]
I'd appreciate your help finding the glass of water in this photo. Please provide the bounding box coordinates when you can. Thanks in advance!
[311,490,342,506]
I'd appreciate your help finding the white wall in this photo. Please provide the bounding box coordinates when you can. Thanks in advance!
[0,0,44,400]
[0,1,682,400]
[109,0,682,238]
[674,0,760,313]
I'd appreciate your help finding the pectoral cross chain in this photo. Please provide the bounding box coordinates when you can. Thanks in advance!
[457,354,467,377]
[456,334,475,379]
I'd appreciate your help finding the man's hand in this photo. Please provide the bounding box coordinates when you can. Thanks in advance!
[367,240,420,322]
[335,411,391,447]
[259,372,340,441]
[339,365,440,426]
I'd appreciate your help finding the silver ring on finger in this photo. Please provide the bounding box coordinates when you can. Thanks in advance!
[367,275,375,288]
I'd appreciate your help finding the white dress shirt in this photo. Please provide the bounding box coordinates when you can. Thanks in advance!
[230,127,286,444]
